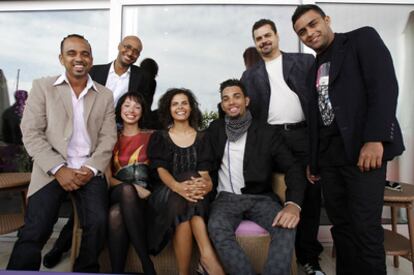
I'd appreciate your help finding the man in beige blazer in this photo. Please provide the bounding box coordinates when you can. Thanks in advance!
[7,34,117,272]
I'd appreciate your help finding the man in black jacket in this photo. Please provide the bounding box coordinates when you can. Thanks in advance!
[207,79,306,275]
[292,5,405,275]
[90,35,154,107]
[241,19,324,274]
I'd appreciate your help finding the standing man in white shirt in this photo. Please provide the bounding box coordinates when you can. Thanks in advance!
[241,19,325,275]
[7,34,117,272]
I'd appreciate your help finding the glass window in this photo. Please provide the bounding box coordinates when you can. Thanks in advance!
[122,4,301,111]
[0,9,109,103]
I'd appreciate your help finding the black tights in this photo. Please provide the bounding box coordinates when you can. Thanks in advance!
[108,183,155,274]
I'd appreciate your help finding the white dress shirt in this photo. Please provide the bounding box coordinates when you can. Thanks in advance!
[217,132,247,194]
[266,55,305,124]
[105,61,130,105]
[50,74,97,175]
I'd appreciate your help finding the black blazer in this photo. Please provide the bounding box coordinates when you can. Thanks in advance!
[240,52,314,122]
[207,119,306,205]
[308,27,405,173]
[89,62,155,108]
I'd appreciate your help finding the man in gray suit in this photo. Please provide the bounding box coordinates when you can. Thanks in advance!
[43,35,154,269]
[7,34,117,272]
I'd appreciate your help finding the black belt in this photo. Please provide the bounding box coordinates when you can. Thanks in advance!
[272,121,307,131]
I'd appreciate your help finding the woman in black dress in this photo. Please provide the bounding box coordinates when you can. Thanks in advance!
[147,88,224,275]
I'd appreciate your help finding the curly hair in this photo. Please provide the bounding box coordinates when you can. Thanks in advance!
[158,88,202,130]
[219,79,247,97]
[115,92,148,129]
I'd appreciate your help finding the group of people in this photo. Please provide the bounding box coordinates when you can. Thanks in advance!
[6,4,404,275]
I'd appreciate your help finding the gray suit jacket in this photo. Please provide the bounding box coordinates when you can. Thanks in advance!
[21,75,117,197]
[240,52,314,123]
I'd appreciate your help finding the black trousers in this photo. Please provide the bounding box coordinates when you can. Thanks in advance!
[7,176,108,272]
[321,164,387,275]
[272,126,323,264]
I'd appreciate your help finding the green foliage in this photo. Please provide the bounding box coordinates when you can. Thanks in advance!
[201,110,218,130]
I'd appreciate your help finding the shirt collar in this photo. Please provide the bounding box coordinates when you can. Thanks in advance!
[109,61,131,75]
[53,73,98,92]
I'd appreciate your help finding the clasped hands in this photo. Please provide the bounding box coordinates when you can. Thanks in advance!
[173,176,212,203]
[55,166,94,192]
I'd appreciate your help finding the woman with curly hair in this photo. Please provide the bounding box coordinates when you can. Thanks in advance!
[106,92,156,274]
[147,88,224,275]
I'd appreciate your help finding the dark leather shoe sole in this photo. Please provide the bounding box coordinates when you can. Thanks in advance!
[43,249,64,269]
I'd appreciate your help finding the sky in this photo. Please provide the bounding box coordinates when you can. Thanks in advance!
[0,10,109,104]
[125,4,300,111]
[0,5,301,111]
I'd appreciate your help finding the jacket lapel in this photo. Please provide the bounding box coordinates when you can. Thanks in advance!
[128,65,139,91]
[217,120,227,160]
[83,88,97,126]
[329,33,347,85]
[256,61,271,115]
[281,52,294,84]
[101,62,111,84]
[243,122,257,169]
[56,84,73,119]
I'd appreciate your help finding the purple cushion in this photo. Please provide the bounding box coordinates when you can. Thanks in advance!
[235,220,269,236]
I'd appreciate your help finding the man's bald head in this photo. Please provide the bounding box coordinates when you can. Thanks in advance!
[116,35,143,67]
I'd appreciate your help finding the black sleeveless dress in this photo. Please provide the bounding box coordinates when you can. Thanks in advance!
[146,130,213,255]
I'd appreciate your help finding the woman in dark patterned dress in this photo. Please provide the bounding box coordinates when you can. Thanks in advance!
[105,92,155,274]
[147,88,224,275]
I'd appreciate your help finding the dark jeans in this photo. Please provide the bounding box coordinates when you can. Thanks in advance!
[7,176,108,272]
[321,164,387,275]
[272,126,323,264]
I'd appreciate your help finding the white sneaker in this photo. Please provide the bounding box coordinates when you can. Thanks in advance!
[301,262,326,275]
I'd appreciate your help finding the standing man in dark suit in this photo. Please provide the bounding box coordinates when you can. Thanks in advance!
[292,5,405,275]
[42,35,154,269]
[241,19,324,274]
[207,79,306,275]
[89,35,154,107]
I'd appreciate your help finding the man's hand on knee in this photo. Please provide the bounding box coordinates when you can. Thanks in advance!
[55,166,82,191]
[272,204,300,229]
[74,166,94,185]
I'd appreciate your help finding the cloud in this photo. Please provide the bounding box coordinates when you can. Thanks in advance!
[1,5,300,109]
[130,4,300,110]
[0,10,109,101]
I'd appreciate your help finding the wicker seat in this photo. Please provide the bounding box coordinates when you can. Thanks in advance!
[383,182,414,272]
[0,172,31,235]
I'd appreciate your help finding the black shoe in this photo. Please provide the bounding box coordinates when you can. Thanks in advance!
[385,181,402,191]
[43,247,64,269]
[300,262,326,275]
